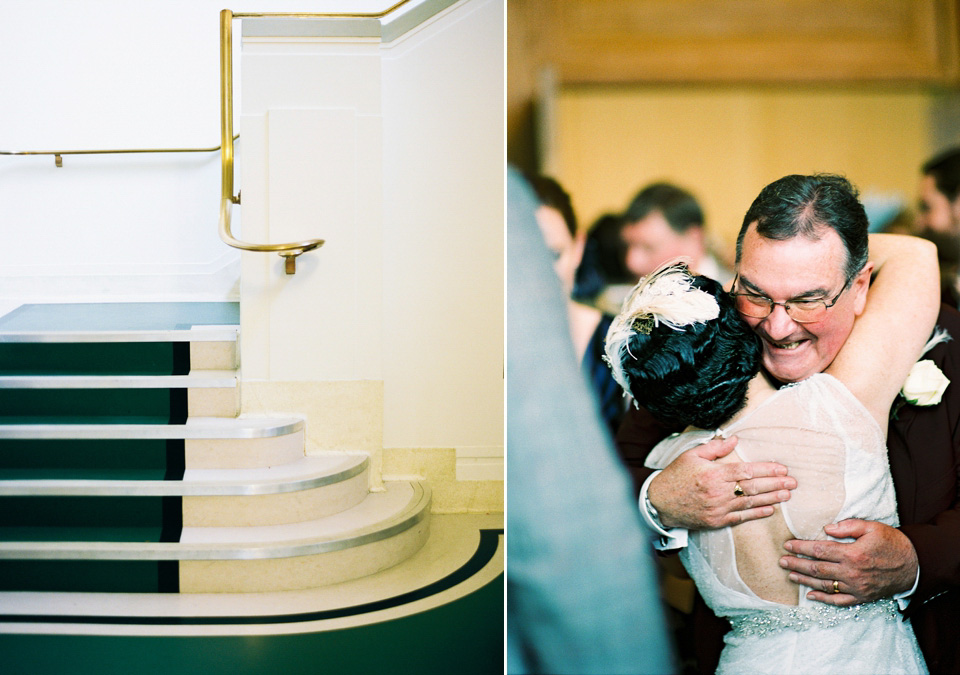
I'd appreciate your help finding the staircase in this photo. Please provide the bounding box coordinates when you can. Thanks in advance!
[0,302,431,595]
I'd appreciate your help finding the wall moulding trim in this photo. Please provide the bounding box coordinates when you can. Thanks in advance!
[0,250,240,279]
[456,456,503,482]
[455,446,503,481]
[240,0,460,43]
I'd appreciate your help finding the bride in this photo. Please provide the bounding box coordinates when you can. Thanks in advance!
[604,233,939,674]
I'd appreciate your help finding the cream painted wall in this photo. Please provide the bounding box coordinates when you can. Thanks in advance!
[237,0,503,501]
[381,0,504,474]
[549,85,936,260]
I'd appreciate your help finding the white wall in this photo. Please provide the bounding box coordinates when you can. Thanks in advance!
[237,0,504,478]
[0,1,236,313]
[381,0,504,474]
[0,0,415,315]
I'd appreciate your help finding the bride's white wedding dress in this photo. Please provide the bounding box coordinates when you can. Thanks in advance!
[647,373,927,675]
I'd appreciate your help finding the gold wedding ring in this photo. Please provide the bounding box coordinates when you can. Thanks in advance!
[733,483,745,497]
[832,580,840,594]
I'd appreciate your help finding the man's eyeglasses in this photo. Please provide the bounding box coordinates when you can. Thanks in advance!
[729,275,850,324]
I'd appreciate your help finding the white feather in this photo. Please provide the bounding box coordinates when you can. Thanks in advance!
[921,325,952,357]
[603,259,720,394]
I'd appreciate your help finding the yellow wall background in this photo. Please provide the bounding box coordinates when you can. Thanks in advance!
[548,84,937,264]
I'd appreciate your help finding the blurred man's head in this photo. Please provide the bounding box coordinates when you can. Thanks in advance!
[621,182,705,279]
[918,146,960,235]
[527,174,583,295]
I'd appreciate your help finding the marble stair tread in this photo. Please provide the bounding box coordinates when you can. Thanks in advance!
[0,454,368,496]
[0,370,237,389]
[0,416,303,439]
[0,514,502,631]
[179,481,420,545]
[0,302,238,343]
[0,481,429,560]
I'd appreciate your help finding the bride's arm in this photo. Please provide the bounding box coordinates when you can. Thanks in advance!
[827,233,939,426]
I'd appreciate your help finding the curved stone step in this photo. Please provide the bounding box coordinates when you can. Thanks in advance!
[0,481,431,593]
[0,481,428,560]
[0,455,370,527]
[0,514,501,632]
[0,454,367,497]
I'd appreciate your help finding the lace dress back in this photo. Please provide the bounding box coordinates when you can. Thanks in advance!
[647,374,927,674]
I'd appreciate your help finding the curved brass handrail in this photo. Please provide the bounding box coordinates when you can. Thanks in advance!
[219,2,411,274]
[219,9,325,275]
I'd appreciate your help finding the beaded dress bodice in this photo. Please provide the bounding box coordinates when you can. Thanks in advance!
[647,374,927,674]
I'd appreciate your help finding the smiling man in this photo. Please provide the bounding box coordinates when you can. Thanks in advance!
[731,176,872,385]
[733,227,868,384]
[615,173,960,674]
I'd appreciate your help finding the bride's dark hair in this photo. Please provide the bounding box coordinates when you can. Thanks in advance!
[605,264,761,430]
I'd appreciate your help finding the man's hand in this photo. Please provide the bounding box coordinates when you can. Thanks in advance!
[648,435,796,529]
[779,519,918,606]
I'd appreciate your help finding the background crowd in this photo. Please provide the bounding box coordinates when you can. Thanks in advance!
[507,147,960,675]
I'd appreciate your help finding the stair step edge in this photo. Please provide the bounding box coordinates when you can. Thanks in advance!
[0,481,430,561]
[0,455,369,496]
[0,416,304,439]
[0,371,237,389]
[0,326,238,344]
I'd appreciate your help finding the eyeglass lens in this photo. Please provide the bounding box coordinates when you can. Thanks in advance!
[733,295,826,323]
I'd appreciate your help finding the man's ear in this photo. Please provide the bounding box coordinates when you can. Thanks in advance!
[852,261,875,316]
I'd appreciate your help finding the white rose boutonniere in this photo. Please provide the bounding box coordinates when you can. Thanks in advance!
[901,359,950,406]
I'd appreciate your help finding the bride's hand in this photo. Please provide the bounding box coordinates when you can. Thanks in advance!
[779,519,918,606]
[648,435,796,529]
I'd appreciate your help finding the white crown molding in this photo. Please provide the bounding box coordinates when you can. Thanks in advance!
[240,0,462,43]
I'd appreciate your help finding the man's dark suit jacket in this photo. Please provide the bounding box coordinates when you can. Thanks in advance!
[616,304,960,674]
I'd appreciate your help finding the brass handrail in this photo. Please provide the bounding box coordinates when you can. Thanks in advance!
[219,1,410,274]
[219,9,324,275]
[0,139,236,168]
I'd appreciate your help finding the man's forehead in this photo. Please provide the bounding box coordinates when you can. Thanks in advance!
[623,212,675,239]
[737,227,848,292]
[736,271,834,298]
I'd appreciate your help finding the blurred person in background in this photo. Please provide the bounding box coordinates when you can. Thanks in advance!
[917,146,960,307]
[621,182,733,286]
[572,212,635,314]
[526,173,629,437]
[507,166,675,675]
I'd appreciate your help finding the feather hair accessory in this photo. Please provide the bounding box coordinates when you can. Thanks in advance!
[604,259,720,393]
[921,325,951,356]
